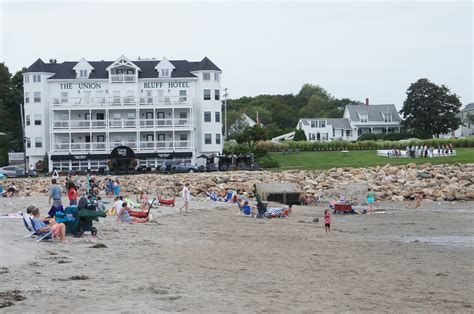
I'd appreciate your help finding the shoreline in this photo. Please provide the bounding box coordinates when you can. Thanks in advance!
[1,195,473,312]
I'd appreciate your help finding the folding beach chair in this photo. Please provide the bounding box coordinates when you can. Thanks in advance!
[21,214,36,238]
[22,213,53,242]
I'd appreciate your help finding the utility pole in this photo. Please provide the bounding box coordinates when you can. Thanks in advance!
[223,88,228,139]
[19,103,27,172]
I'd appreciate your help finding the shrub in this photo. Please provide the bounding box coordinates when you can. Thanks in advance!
[257,155,280,168]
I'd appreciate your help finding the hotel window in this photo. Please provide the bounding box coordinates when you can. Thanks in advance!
[203,73,211,80]
[179,90,187,102]
[34,114,41,125]
[35,137,42,148]
[311,121,316,128]
[214,73,220,81]
[180,134,188,141]
[61,92,68,103]
[33,74,41,82]
[79,69,88,78]
[24,75,29,83]
[25,92,29,103]
[204,111,211,122]
[215,112,220,122]
[34,92,41,102]
[203,89,211,100]
[127,112,136,120]
[26,115,30,126]
[319,121,326,128]
[215,89,220,101]
[332,128,335,137]
[179,112,187,119]
[160,69,170,77]
[204,133,212,144]
[26,138,31,148]
[215,133,221,145]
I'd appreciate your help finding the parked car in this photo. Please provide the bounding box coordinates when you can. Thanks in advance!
[159,161,181,173]
[0,166,25,178]
[27,169,38,177]
[172,163,199,173]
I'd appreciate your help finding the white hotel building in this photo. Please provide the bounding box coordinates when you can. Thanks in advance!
[23,55,223,171]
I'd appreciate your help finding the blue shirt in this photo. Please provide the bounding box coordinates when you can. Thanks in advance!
[32,217,47,233]
[50,185,62,200]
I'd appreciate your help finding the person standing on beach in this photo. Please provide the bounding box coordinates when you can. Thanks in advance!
[68,182,78,206]
[113,179,121,197]
[324,209,331,233]
[178,183,191,213]
[48,179,62,209]
[367,188,375,214]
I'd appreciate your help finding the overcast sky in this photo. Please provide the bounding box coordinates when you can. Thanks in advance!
[1,1,472,109]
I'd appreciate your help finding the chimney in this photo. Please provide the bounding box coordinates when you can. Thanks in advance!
[365,98,369,106]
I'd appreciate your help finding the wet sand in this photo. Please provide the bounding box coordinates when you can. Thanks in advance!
[0,196,473,312]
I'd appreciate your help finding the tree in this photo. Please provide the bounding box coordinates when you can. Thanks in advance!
[400,79,462,138]
[293,129,307,141]
[235,125,267,149]
[0,63,25,158]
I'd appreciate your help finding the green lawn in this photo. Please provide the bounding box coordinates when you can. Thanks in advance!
[269,148,474,170]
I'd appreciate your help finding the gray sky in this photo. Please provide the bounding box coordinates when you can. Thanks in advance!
[1,1,472,109]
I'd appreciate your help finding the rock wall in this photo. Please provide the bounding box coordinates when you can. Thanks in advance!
[4,163,474,204]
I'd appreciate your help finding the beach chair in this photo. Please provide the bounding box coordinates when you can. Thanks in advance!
[224,190,236,202]
[22,214,53,242]
[21,214,36,238]
[241,205,252,216]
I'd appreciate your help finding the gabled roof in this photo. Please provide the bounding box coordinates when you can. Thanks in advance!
[25,56,221,79]
[346,104,401,122]
[462,103,474,112]
[106,55,141,71]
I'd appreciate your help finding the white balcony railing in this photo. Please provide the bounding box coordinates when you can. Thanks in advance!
[51,96,192,107]
[53,140,192,152]
[52,118,192,130]
[111,74,136,83]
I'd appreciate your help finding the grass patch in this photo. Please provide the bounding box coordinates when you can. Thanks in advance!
[269,148,474,170]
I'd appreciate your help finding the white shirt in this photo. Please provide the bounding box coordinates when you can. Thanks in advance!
[113,200,124,216]
[182,187,190,202]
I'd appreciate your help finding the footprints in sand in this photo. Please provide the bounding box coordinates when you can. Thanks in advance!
[0,290,26,309]
[0,267,8,274]
[52,275,90,282]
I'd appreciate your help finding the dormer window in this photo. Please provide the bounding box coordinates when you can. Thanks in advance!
[203,72,211,80]
[384,114,392,123]
[360,114,368,123]
[79,70,88,78]
[160,69,170,77]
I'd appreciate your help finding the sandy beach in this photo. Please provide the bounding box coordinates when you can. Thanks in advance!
[0,194,473,313]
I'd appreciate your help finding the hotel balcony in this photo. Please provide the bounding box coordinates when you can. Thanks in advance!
[110,74,136,83]
[50,96,192,108]
[52,140,192,153]
[51,118,192,130]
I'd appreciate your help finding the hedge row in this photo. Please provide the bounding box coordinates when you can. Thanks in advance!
[253,137,474,152]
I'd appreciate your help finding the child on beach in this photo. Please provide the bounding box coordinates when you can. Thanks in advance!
[324,209,331,233]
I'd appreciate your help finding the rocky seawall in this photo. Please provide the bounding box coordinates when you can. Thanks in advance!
[4,163,474,204]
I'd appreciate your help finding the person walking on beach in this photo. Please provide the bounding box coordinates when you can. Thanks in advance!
[68,182,78,206]
[367,188,375,214]
[48,179,62,209]
[324,209,331,233]
[178,183,191,213]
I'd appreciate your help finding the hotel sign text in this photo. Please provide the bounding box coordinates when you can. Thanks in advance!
[143,82,189,89]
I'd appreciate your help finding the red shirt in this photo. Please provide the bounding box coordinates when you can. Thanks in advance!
[68,188,77,201]
[324,212,331,224]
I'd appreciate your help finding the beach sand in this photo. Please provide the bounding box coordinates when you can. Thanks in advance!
[0,195,472,312]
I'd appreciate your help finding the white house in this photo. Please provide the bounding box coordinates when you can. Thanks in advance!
[458,103,474,137]
[343,103,401,140]
[297,118,352,141]
[297,102,401,142]
[23,55,223,171]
